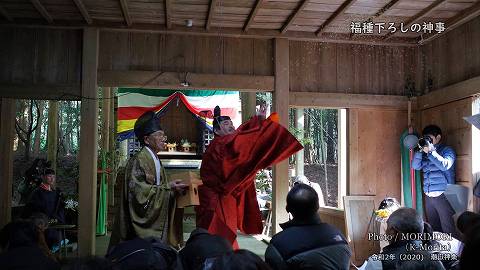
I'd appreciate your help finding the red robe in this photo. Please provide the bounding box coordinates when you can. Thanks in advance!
[195,114,303,247]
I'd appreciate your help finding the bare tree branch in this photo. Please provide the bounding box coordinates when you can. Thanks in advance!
[15,121,27,143]
[31,100,40,132]
[15,118,29,135]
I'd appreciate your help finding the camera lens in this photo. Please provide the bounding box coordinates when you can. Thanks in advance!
[418,136,432,148]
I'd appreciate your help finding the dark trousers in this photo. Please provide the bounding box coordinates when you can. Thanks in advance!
[424,194,459,239]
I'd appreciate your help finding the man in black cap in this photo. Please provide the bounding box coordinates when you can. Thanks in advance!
[110,111,187,249]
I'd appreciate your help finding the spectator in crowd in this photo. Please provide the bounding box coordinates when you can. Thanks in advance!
[422,222,460,270]
[455,211,480,241]
[365,208,431,270]
[412,125,458,238]
[25,168,66,248]
[0,220,60,270]
[179,228,233,270]
[458,215,480,270]
[211,249,271,270]
[265,183,351,270]
[293,176,325,207]
[30,212,58,262]
[106,237,177,270]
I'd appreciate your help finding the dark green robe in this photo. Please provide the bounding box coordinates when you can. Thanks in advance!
[109,147,183,249]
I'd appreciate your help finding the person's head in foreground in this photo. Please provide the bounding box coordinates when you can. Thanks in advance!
[0,220,38,251]
[213,105,235,136]
[180,228,233,270]
[134,111,166,153]
[286,183,319,221]
[386,207,424,244]
[460,222,480,270]
[456,211,480,240]
[210,249,271,270]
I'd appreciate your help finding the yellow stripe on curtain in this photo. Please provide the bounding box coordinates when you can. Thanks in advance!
[117,119,137,133]
[117,118,214,134]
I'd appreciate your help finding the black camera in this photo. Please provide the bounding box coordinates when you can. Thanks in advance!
[418,136,433,148]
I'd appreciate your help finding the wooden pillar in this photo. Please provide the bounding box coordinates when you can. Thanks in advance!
[241,92,256,122]
[47,101,59,172]
[119,140,128,167]
[108,89,116,206]
[109,90,116,155]
[472,98,480,212]
[102,88,111,154]
[102,87,111,210]
[78,28,99,256]
[0,98,15,229]
[338,109,347,209]
[272,38,290,234]
[295,108,304,177]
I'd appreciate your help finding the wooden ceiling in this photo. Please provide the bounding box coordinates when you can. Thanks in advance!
[0,0,479,44]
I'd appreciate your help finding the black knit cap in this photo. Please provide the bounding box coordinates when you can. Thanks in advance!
[213,105,231,131]
[134,111,163,144]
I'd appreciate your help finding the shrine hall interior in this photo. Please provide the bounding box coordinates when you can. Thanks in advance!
[0,0,479,264]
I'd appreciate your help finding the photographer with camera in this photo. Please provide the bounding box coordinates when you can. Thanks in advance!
[412,125,458,238]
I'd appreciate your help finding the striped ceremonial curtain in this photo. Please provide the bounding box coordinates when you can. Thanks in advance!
[117,88,240,141]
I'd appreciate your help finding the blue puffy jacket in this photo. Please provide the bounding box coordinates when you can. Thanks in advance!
[412,144,456,193]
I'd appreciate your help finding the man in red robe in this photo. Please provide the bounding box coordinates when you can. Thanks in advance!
[196,106,303,248]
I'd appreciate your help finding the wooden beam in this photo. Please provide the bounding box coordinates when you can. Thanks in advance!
[289,92,409,109]
[419,2,480,45]
[0,98,15,229]
[78,27,99,257]
[272,38,290,234]
[243,0,264,32]
[316,0,356,36]
[360,0,401,27]
[0,23,418,46]
[72,0,92,25]
[417,75,480,110]
[372,0,401,18]
[104,25,417,46]
[165,0,171,29]
[0,5,13,22]
[281,0,309,34]
[30,0,53,24]
[0,84,81,100]
[119,0,132,27]
[206,0,218,30]
[98,70,274,92]
[385,0,446,40]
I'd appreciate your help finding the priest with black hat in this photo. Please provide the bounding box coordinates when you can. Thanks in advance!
[109,111,187,249]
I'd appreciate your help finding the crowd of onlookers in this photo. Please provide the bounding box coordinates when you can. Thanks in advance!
[1,182,479,270]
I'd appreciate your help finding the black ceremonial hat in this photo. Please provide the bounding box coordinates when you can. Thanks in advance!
[213,106,231,130]
[134,111,163,144]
